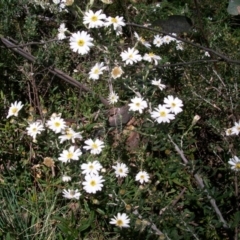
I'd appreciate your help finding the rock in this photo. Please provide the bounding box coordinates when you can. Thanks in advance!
[153,15,193,33]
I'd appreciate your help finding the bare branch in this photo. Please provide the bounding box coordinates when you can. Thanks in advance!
[168,135,229,229]
[0,37,60,48]
[0,37,110,107]
[132,209,164,236]
[127,23,240,65]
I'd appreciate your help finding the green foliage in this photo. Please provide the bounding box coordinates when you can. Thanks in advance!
[0,0,240,239]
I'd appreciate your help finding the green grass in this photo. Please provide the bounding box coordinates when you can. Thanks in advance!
[0,0,240,239]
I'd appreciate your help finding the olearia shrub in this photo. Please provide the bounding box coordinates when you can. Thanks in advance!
[1,0,240,239]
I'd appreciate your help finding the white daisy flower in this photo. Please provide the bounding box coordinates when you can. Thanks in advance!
[120,48,142,65]
[105,16,126,30]
[46,115,66,133]
[135,171,150,184]
[163,95,183,115]
[226,128,234,136]
[228,156,240,171]
[112,163,129,178]
[143,52,161,65]
[151,104,175,123]
[53,0,67,12]
[59,3,67,12]
[163,34,176,44]
[108,91,119,104]
[57,23,67,40]
[7,101,24,118]
[128,97,147,114]
[151,78,166,90]
[176,41,184,50]
[83,138,105,155]
[83,9,106,28]
[110,213,130,228]
[26,121,45,141]
[153,34,164,47]
[58,146,82,163]
[69,31,94,55]
[62,189,81,200]
[89,62,107,80]
[81,160,102,175]
[111,66,124,79]
[82,174,105,194]
[204,51,210,57]
[115,26,123,35]
[58,127,83,143]
[62,175,72,182]
[134,32,151,48]
[231,121,240,135]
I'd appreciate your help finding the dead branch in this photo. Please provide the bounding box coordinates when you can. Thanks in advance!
[127,23,240,66]
[168,134,229,229]
[0,37,110,107]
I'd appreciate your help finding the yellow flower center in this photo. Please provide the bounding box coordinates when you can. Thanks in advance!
[32,127,37,132]
[93,68,100,74]
[116,219,123,226]
[227,129,232,134]
[91,16,98,22]
[90,180,96,186]
[91,143,98,149]
[70,190,75,196]
[67,152,73,159]
[235,163,240,169]
[149,52,154,57]
[66,132,73,138]
[111,17,117,23]
[11,107,18,114]
[171,103,176,107]
[89,164,94,170]
[128,54,133,59]
[54,121,61,127]
[119,168,123,173]
[140,37,146,43]
[140,175,145,179]
[135,102,140,107]
[159,111,166,117]
[77,39,85,46]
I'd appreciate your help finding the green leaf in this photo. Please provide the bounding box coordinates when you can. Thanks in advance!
[5,233,11,240]
[231,211,240,227]
[84,200,90,212]
[78,220,91,232]
[227,0,240,15]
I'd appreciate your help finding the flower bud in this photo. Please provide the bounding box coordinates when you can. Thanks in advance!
[192,115,200,125]
[125,204,131,212]
[92,199,100,205]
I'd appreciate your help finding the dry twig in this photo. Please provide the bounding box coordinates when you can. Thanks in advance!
[168,134,229,229]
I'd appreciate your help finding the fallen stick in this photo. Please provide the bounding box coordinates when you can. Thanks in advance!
[168,134,229,229]
[0,37,110,107]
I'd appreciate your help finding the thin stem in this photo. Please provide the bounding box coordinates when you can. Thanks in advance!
[127,23,240,65]
[168,134,229,229]
[0,37,110,107]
